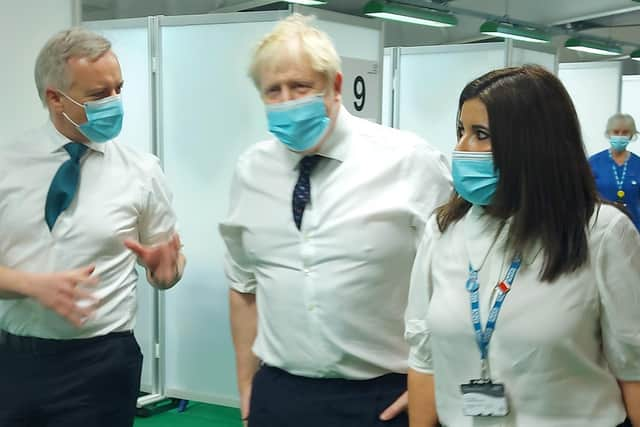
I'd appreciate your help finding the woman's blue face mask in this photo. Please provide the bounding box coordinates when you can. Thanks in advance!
[451,150,499,206]
[265,94,330,152]
[610,135,631,152]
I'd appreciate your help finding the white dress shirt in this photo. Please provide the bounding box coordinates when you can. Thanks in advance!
[0,121,176,339]
[406,204,640,427]
[219,107,452,379]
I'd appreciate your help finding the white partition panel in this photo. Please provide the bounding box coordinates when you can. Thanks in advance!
[559,62,622,155]
[511,47,556,73]
[396,43,505,156]
[382,50,393,127]
[84,19,156,394]
[0,0,76,144]
[160,13,285,406]
[622,76,640,156]
[295,6,383,123]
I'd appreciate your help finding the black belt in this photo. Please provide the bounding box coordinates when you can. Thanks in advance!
[0,330,133,354]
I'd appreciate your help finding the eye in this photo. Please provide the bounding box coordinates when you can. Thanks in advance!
[476,129,490,140]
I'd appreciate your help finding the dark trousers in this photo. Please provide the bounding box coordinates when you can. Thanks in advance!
[0,330,143,427]
[249,365,409,427]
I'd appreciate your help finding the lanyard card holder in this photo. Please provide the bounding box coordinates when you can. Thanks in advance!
[461,379,509,417]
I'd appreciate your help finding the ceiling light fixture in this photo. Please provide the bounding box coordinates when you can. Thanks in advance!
[479,21,550,44]
[285,0,327,5]
[363,0,458,28]
[631,49,640,61]
[565,38,623,56]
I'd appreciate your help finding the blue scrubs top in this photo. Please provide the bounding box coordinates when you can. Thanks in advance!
[589,149,640,230]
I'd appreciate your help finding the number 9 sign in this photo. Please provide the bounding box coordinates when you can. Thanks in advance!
[353,75,366,112]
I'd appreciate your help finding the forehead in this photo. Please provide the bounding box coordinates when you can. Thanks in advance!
[66,50,122,89]
[610,119,631,130]
[460,98,489,123]
[258,41,322,86]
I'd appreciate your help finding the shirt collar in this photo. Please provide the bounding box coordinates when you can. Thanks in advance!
[45,120,106,154]
[283,105,353,170]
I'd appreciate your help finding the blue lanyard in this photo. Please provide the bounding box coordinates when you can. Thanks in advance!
[609,151,629,199]
[466,257,521,371]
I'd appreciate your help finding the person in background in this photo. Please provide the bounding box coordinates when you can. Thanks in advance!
[589,113,640,231]
[406,66,639,427]
[0,27,185,427]
[219,14,451,427]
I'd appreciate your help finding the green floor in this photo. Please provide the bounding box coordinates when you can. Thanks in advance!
[134,402,242,427]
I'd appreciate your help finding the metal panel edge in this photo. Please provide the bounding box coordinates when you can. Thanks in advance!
[159,10,288,27]
[399,42,506,56]
[292,5,381,30]
[83,17,150,29]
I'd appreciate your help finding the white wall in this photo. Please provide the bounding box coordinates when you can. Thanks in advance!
[621,75,640,156]
[559,62,622,156]
[0,0,77,144]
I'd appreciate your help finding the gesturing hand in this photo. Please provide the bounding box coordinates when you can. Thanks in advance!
[124,233,182,289]
[27,265,100,327]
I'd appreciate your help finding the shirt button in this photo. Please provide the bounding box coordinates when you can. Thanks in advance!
[308,304,316,311]
[303,268,311,275]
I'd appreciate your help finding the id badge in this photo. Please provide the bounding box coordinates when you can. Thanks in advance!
[460,379,509,417]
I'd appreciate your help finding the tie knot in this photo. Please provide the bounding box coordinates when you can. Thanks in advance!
[64,142,88,162]
[299,155,321,175]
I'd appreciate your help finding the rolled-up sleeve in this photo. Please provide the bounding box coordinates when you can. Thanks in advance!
[405,216,438,373]
[139,157,177,246]
[408,139,452,244]
[218,164,257,294]
[595,211,640,381]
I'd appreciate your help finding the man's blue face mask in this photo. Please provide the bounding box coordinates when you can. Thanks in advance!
[60,91,124,143]
[266,94,330,152]
[451,150,499,206]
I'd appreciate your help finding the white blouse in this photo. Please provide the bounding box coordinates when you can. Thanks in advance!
[406,204,640,427]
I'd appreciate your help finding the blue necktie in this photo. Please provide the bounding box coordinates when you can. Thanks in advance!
[44,142,88,231]
[292,155,321,230]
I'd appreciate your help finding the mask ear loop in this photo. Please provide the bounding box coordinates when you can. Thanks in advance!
[57,90,85,128]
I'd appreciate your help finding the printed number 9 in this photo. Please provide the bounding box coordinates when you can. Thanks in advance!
[353,76,366,111]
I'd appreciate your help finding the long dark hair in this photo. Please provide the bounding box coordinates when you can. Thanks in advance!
[436,65,598,282]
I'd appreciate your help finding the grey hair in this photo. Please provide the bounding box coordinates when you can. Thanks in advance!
[34,27,112,106]
[605,113,639,139]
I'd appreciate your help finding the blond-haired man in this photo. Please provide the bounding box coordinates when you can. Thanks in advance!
[219,15,451,426]
[0,28,185,427]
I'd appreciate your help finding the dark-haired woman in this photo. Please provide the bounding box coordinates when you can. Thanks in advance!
[405,65,640,427]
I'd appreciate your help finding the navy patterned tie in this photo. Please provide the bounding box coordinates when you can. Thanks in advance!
[292,155,321,230]
[44,142,88,231]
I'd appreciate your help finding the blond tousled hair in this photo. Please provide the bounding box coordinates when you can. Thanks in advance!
[249,14,341,90]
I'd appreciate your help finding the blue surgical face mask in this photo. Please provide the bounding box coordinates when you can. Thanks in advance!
[610,135,630,152]
[266,94,330,152]
[451,150,499,206]
[60,92,124,143]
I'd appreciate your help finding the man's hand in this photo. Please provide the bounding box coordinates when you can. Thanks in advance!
[124,233,183,289]
[379,390,408,421]
[26,265,100,327]
[240,383,252,427]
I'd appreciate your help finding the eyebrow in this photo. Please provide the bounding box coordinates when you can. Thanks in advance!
[471,124,490,133]
[86,81,124,95]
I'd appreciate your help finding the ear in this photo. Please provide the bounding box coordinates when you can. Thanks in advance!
[46,88,64,113]
[333,72,343,98]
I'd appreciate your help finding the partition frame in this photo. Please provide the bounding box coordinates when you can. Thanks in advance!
[83,16,165,408]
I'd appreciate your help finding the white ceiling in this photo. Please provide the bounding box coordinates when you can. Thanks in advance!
[82,0,640,65]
